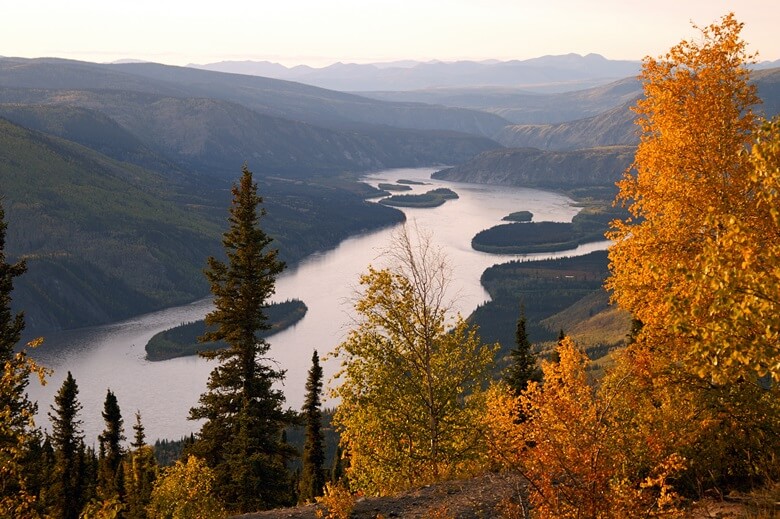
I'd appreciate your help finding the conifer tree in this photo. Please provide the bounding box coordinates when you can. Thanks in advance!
[98,389,125,500]
[189,165,293,512]
[504,304,541,397]
[49,372,86,519]
[131,410,146,450]
[0,201,25,364]
[299,350,325,503]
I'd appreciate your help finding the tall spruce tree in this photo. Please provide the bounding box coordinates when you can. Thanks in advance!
[131,410,146,450]
[49,372,86,519]
[504,304,540,397]
[98,389,125,500]
[299,350,325,503]
[0,199,39,448]
[0,201,25,363]
[189,165,293,512]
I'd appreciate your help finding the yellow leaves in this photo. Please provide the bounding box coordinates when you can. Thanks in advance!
[146,456,225,519]
[331,227,496,495]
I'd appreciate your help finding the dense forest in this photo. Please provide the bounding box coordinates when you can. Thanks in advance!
[3,13,780,519]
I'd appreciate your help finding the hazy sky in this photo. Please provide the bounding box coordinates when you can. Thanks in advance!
[4,1,779,67]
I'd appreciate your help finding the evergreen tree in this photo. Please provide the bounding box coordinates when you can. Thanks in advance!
[49,372,86,519]
[124,445,157,519]
[98,389,125,500]
[0,201,26,363]
[504,304,541,397]
[131,410,146,450]
[299,350,325,503]
[189,165,293,512]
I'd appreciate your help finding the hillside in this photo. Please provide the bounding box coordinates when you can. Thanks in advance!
[468,251,615,359]
[433,145,634,188]
[0,89,500,179]
[495,101,638,150]
[0,117,222,331]
[0,57,510,140]
[0,117,405,333]
[492,68,780,150]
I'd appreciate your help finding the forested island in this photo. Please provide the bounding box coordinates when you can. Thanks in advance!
[502,210,533,222]
[379,187,459,207]
[145,299,308,361]
[472,204,623,253]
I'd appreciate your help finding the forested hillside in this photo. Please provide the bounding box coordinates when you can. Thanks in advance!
[434,145,634,188]
[0,115,404,332]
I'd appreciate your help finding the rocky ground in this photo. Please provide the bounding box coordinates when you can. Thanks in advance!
[232,471,528,519]
[232,471,776,519]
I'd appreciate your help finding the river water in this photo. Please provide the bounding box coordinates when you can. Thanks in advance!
[27,167,609,444]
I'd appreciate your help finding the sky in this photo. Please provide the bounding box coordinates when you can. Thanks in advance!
[3,1,779,67]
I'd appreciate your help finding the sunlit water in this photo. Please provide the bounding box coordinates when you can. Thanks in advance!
[27,167,610,444]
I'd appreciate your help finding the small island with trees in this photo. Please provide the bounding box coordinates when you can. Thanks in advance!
[379,187,459,208]
[502,210,533,222]
[144,299,308,361]
[472,205,623,254]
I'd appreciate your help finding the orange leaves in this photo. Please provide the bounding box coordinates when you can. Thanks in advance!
[606,13,780,382]
[484,338,686,518]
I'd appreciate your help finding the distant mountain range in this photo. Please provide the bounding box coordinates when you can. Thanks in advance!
[189,54,643,92]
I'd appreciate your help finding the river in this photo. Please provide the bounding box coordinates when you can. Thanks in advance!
[27,167,609,444]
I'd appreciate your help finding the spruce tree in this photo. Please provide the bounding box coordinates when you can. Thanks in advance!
[299,350,325,503]
[49,372,85,519]
[0,201,43,510]
[0,201,26,363]
[189,165,293,512]
[98,389,125,500]
[131,410,146,449]
[504,304,540,397]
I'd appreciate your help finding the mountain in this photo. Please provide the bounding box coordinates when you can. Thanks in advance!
[491,68,780,151]
[0,117,222,331]
[0,113,408,333]
[433,145,635,188]
[494,101,638,150]
[191,53,642,92]
[362,77,643,124]
[0,58,508,140]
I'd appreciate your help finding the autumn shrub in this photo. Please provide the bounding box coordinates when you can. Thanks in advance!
[485,338,686,518]
[315,482,356,519]
[146,455,225,519]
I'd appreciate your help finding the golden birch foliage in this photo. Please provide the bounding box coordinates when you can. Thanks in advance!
[676,119,780,380]
[606,13,772,381]
[0,339,48,518]
[331,228,496,496]
[487,338,685,518]
[146,456,225,519]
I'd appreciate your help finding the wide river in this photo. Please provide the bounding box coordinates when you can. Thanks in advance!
[28,167,609,444]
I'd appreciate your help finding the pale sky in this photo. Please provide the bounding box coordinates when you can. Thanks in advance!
[3,0,779,67]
